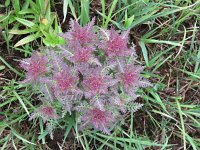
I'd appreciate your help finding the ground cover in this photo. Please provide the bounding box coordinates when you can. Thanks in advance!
[0,0,200,149]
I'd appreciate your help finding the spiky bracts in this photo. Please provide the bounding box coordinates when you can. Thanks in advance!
[20,18,151,135]
[20,52,47,83]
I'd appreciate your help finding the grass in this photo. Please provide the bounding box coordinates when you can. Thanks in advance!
[0,0,200,149]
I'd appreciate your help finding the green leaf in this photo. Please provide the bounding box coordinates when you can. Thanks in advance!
[29,1,39,14]
[13,91,30,116]
[15,17,35,27]
[38,117,46,144]
[12,0,20,14]
[80,0,90,25]
[22,0,30,9]
[9,28,37,35]
[0,56,23,76]
[124,10,134,29]
[104,0,118,28]
[63,0,69,23]
[142,39,181,46]
[18,9,35,15]
[5,0,10,7]
[38,0,45,15]
[68,0,77,19]
[14,32,42,47]
[0,65,5,70]
[11,128,36,145]
[54,15,62,34]
[101,0,105,26]
[44,0,51,21]
[129,7,186,28]
[139,41,149,67]
[0,13,10,22]
[43,33,65,47]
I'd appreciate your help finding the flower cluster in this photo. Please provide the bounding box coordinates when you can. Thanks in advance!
[20,18,151,134]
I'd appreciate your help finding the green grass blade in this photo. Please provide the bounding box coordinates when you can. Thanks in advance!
[11,128,36,145]
[14,32,42,47]
[176,98,186,150]
[104,0,118,28]
[63,0,69,23]
[0,56,24,77]
[13,91,30,116]
[139,41,149,67]
[14,17,35,27]
[80,0,90,25]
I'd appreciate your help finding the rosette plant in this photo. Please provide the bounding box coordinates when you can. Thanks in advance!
[20,18,151,137]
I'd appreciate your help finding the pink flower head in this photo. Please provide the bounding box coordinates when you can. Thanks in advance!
[29,105,58,122]
[61,18,96,50]
[40,106,57,119]
[20,52,47,82]
[70,47,93,63]
[81,108,115,134]
[101,28,132,58]
[118,63,151,97]
[53,69,77,96]
[84,75,106,98]
[121,66,141,89]
[83,68,117,98]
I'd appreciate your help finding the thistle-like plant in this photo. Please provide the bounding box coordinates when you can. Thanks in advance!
[20,52,48,83]
[20,18,152,136]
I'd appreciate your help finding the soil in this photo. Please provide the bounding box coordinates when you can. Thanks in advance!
[0,0,6,14]
[45,129,77,150]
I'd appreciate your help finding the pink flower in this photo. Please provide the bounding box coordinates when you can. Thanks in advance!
[40,106,58,119]
[118,63,151,97]
[121,67,141,89]
[20,52,47,82]
[101,28,132,58]
[61,18,96,50]
[83,68,117,98]
[81,108,115,134]
[29,105,58,122]
[52,67,82,114]
[85,75,103,90]
[70,47,93,63]
[84,75,106,98]
[53,69,77,96]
